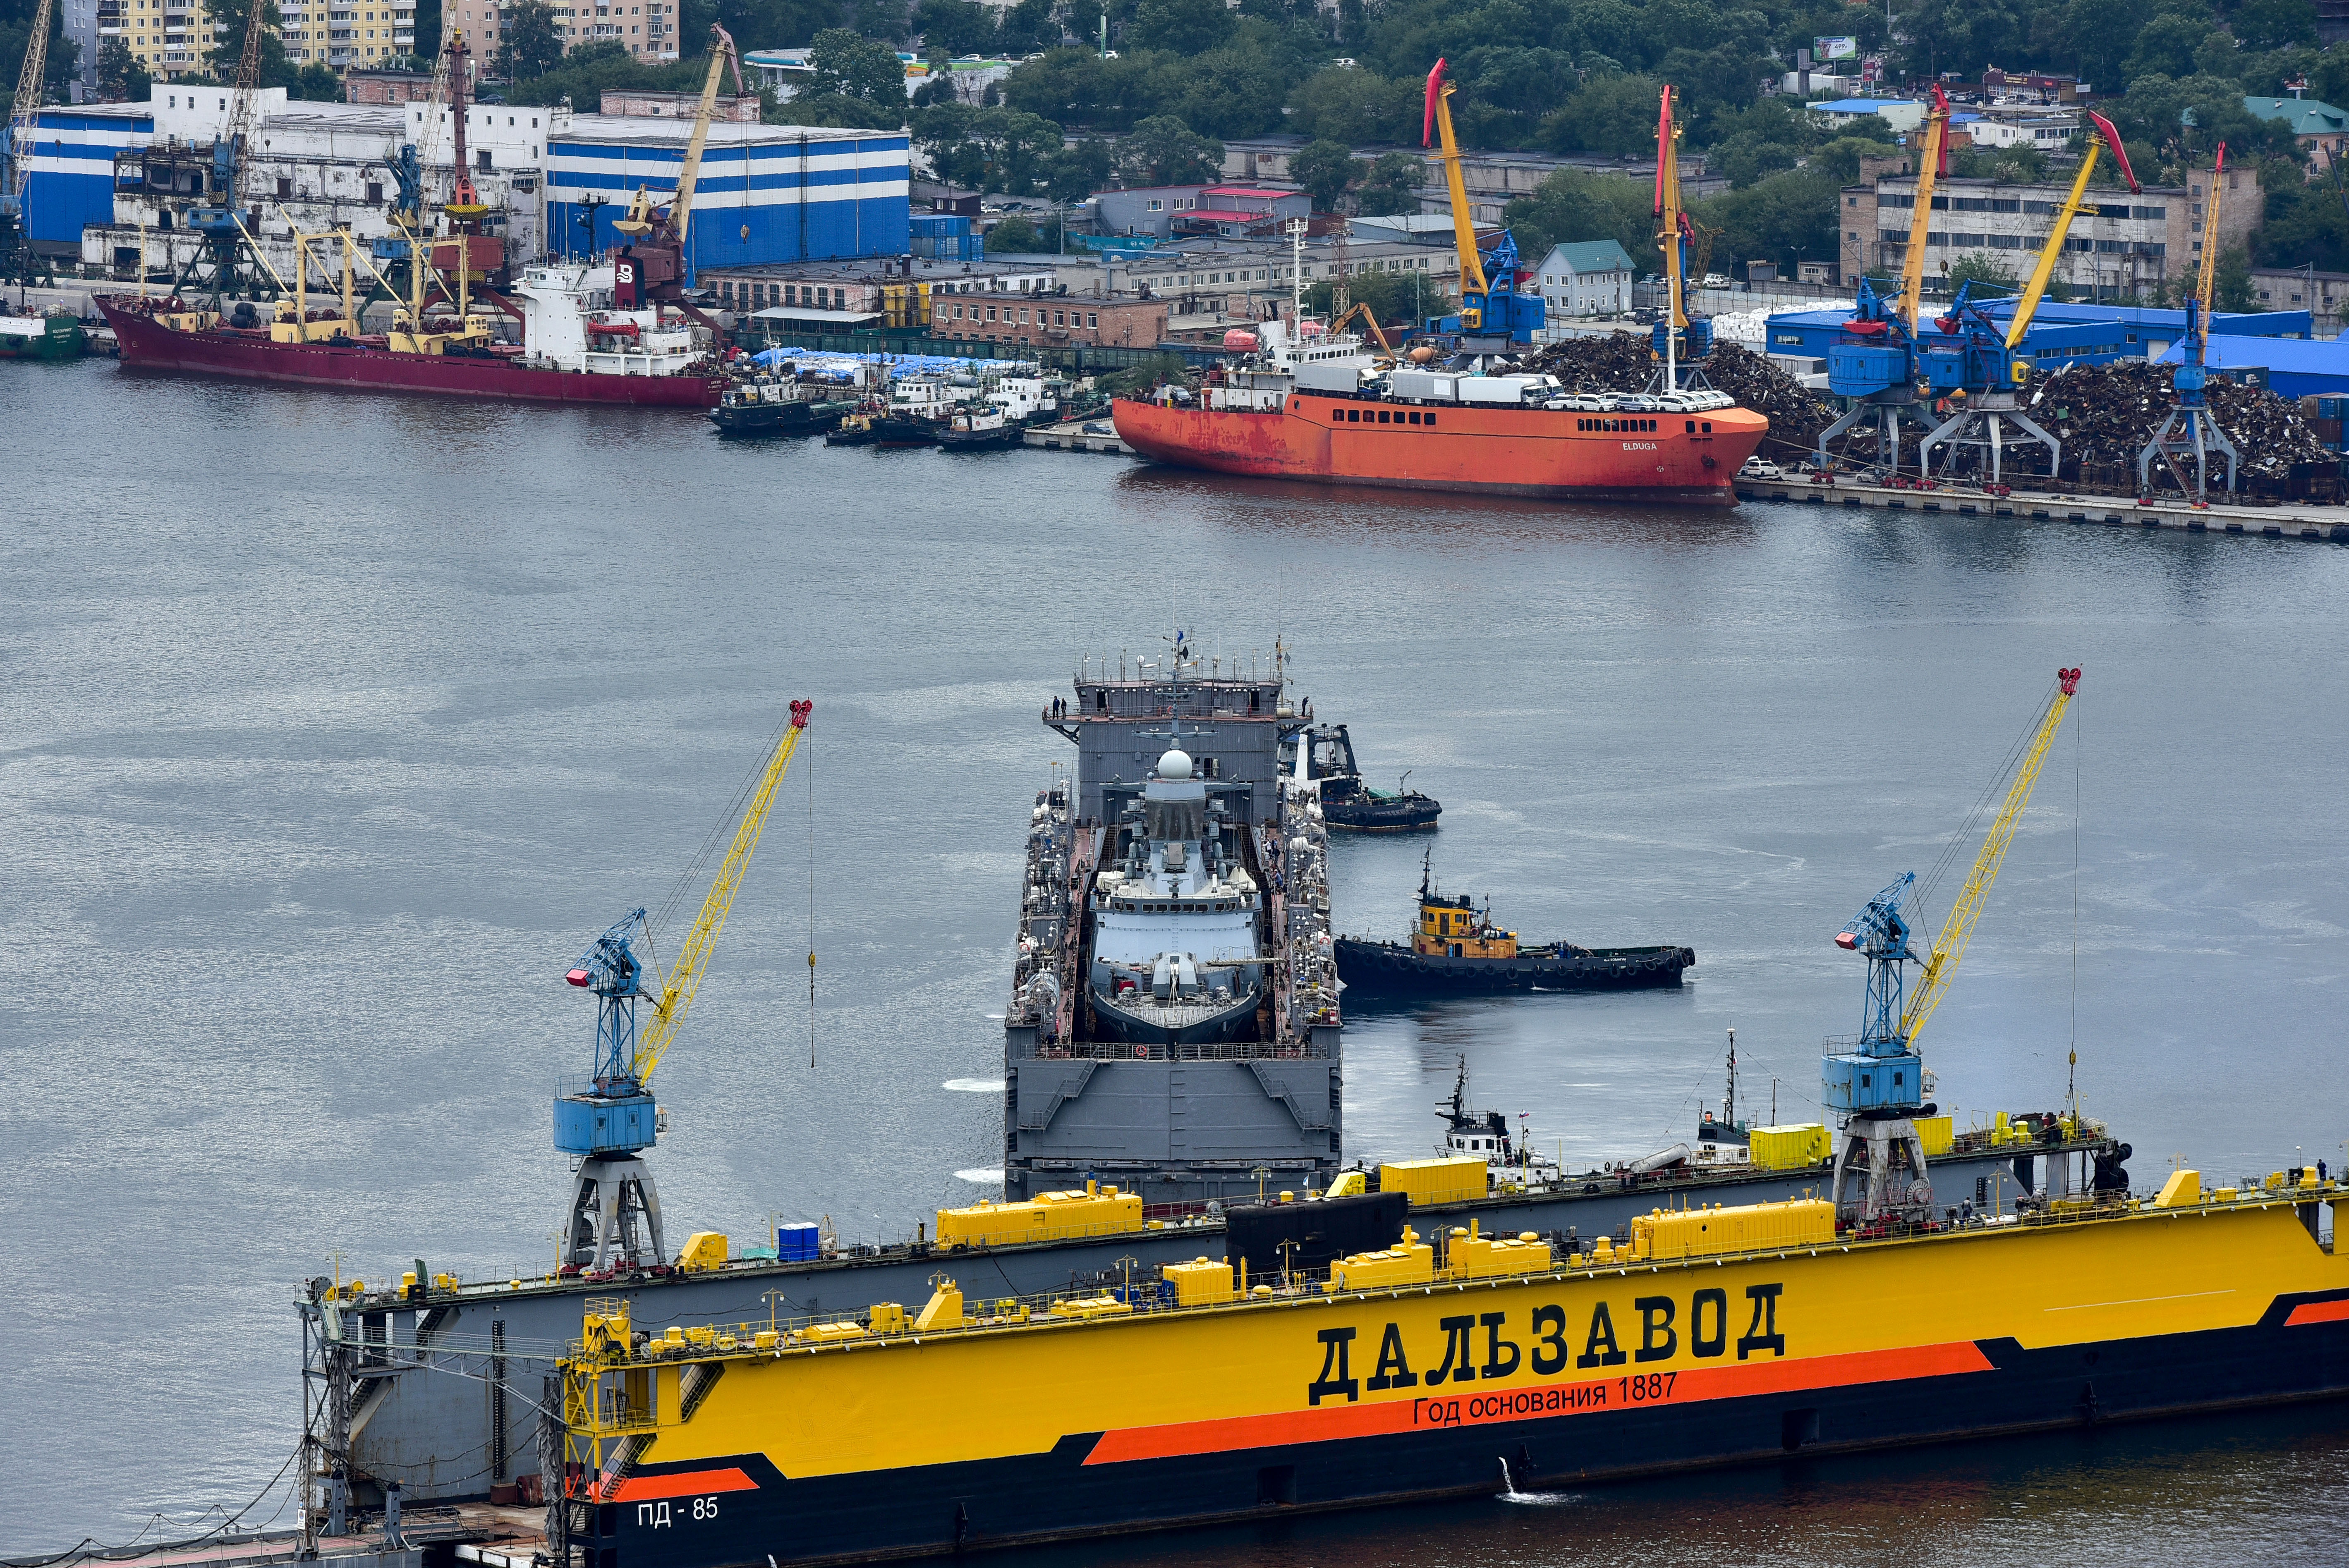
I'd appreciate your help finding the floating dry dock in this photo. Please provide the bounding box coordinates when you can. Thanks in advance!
[548,1171,2344,1564]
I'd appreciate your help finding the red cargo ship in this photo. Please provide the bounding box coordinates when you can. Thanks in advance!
[1114,385,1767,505]
[98,296,721,409]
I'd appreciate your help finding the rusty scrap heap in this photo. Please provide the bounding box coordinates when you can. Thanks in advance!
[2025,359,2333,482]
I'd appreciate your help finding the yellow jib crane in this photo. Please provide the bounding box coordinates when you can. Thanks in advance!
[1827,667,2081,1219]
[556,699,813,1273]
[1422,59,1488,316]
[614,22,741,251]
[1900,668,2083,1050]
[2004,112,2137,350]
[1897,87,1952,332]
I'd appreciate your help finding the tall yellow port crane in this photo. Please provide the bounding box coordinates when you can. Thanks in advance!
[558,700,812,1274]
[607,23,739,330]
[1827,668,2082,1219]
[1896,86,1953,332]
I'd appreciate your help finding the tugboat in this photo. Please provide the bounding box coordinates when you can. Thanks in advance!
[824,409,880,446]
[1283,722,1440,831]
[938,403,1025,452]
[1333,850,1695,996]
[870,373,955,446]
[709,377,855,437]
[1086,747,1269,1045]
[1434,1056,1561,1189]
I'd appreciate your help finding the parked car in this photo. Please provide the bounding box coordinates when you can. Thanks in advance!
[1083,421,1115,435]
[1739,456,1786,480]
[1700,272,1731,288]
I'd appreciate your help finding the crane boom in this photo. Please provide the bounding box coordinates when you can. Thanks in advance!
[2004,112,2136,350]
[667,23,741,256]
[1898,668,2081,1049]
[1897,87,1952,332]
[7,0,55,215]
[1422,59,1487,300]
[635,695,808,1083]
[222,0,269,215]
[2194,144,2225,323]
[1655,85,1687,332]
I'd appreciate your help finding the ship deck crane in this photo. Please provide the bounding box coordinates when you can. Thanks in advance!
[606,22,738,342]
[558,699,811,1273]
[2140,145,2240,501]
[1650,84,1717,390]
[1420,58,1542,346]
[1826,667,2081,1221]
[4,0,55,286]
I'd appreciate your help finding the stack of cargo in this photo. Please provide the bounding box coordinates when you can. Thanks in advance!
[2299,393,2348,452]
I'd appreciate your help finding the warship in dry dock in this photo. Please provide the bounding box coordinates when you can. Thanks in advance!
[1002,647,1341,1201]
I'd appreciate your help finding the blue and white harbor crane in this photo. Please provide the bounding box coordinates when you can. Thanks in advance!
[556,700,811,1274]
[2140,145,2241,502]
[1825,669,2080,1221]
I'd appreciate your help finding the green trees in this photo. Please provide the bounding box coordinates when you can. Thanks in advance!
[1289,139,1357,210]
[1947,253,2021,292]
[984,214,1043,252]
[808,26,909,103]
[1355,151,1426,215]
[498,0,566,80]
[97,38,152,102]
[911,102,1073,193]
[1128,0,1235,55]
[1503,171,1658,272]
[1113,114,1224,185]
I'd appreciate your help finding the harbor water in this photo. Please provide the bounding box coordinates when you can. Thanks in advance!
[3,359,2345,1562]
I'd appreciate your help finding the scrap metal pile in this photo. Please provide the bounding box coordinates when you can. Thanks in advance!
[2025,360,2333,481]
[1523,335,1836,454]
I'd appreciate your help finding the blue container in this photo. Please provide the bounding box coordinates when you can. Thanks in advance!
[777,1222,822,1261]
[1685,318,1714,359]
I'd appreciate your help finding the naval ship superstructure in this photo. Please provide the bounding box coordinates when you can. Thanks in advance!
[1004,653,1339,1202]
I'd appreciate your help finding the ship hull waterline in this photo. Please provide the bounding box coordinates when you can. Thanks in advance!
[1112,397,1770,506]
[1335,936,1696,995]
[97,298,719,408]
[565,1196,2347,1567]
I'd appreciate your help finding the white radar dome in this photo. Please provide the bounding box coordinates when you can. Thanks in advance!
[1158,748,1194,779]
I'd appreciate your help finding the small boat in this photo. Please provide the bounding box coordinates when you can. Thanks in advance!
[871,373,954,447]
[938,404,1025,452]
[1333,850,1694,996]
[824,412,879,447]
[1434,1055,1561,1190]
[1285,722,1439,831]
[710,378,853,437]
[0,310,89,361]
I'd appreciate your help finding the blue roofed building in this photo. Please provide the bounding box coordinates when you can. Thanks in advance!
[1809,98,1927,132]
[2151,334,2349,399]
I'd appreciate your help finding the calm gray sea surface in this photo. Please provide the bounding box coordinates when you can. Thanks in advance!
[3,358,2344,1561]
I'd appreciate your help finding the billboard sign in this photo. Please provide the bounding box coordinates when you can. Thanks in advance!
[1814,35,1859,60]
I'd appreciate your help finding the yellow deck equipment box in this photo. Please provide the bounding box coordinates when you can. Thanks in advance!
[1629,1198,1836,1262]
[936,1180,1145,1249]
[1325,1227,1435,1292]
[1161,1257,1235,1306]
[1378,1157,1489,1207]
[1444,1224,1553,1280]
[1748,1123,1832,1170]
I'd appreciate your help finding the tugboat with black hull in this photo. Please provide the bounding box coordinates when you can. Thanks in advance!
[1335,850,1695,995]
[1282,722,1441,831]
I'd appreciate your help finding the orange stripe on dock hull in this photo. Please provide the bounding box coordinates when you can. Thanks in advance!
[2285,1298,2349,1326]
[603,1468,759,1502]
[1083,1341,1995,1465]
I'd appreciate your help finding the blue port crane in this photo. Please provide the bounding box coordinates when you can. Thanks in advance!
[557,699,812,1274]
[2139,144,2240,502]
[1825,668,2081,1221]
[1420,59,1545,346]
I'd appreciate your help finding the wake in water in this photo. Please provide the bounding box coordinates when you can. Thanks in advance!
[943,1078,1005,1092]
[1496,1458,1575,1506]
[954,1168,1005,1184]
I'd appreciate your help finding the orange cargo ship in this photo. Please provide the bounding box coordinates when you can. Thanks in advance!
[1114,390,1767,505]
